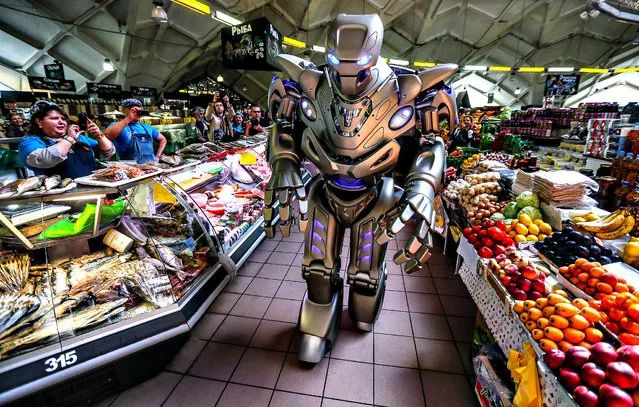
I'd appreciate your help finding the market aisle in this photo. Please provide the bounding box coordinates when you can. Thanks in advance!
[99,225,478,407]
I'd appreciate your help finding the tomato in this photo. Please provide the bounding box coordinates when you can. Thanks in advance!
[482,237,495,247]
[478,247,494,259]
[468,234,478,244]
[478,229,487,237]
[473,241,483,250]
[501,236,515,247]
[486,227,505,241]
[496,220,506,231]
[471,225,481,233]
[463,228,472,238]
[485,220,496,228]
[493,245,506,256]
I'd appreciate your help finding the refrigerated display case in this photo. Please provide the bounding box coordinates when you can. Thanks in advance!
[0,175,225,405]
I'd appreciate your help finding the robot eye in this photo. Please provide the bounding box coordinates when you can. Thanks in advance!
[356,55,372,66]
[327,53,340,65]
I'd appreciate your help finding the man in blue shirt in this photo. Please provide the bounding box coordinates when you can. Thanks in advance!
[105,98,167,163]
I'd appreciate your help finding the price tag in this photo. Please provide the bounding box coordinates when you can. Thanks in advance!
[457,237,479,275]
[140,119,152,124]
[44,350,78,373]
[160,119,173,125]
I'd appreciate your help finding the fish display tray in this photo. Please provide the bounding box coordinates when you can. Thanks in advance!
[0,182,77,201]
[74,170,163,188]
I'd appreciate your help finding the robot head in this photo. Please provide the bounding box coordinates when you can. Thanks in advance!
[325,14,384,97]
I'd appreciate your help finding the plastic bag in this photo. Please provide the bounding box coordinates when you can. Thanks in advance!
[38,199,126,239]
[507,342,542,407]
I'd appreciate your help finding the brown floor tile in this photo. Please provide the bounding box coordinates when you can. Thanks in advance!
[406,293,443,315]
[258,240,279,251]
[276,241,303,253]
[428,252,456,266]
[264,298,301,323]
[224,275,253,294]
[245,277,282,297]
[439,295,478,318]
[456,341,475,375]
[267,251,297,265]
[216,383,273,407]
[111,372,181,407]
[276,353,329,396]
[447,316,475,343]
[285,265,305,282]
[321,399,369,407]
[331,329,374,363]
[270,391,322,407]
[428,263,460,279]
[404,276,436,294]
[287,232,306,242]
[294,253,305,264]
[386,274,405,291]
[163,376,225,407]
[415,338,465,374]
[249,320,296,351]
[433,278,470,297]
[421,371,475,407]
[208,292,240,314]
[374,310,413,336]
[340,308,356,331]
[250,250,272,263]
[230,294,273,319]
[324,359,373,404]
[191,313,225,340]
[188,342,245,381]
[166,337,207,374]
[276,281,307,300]
[257,263,289,280]
[238,261,263,277]
[374,333,418,368]
[212,315,260,346]
[231,348,286,388]
[381,290,408,311]
[385,261,402,275]
[374,365,425,407]
[410,313,453,340]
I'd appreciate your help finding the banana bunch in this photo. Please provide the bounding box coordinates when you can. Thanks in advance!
[572,212,601,223]
[576,209,636,240]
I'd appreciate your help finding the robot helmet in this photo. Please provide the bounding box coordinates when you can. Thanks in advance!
[325,14,384,97]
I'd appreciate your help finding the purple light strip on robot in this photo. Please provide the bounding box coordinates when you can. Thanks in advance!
[313,220,326,231]
[311,245,324,256]
[312,232,324,242]
[360,243,372,251]
[362,231,373,240]
[360,255,371,263]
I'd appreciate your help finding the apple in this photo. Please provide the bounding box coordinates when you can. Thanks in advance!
[618,346,639,373]
[489,259,500,272]
[607,362,639,389]
[590,342,618,366]
[581,362,606,389]
[600,273,619,286]
[599,384,633,407]
[507,283,518,293]
[501,276,512,286]
[504,264,519,275]
[529,291,543,301]
[498,272,506,280]
[538,272,546,281]
[558,367,582,392]
[573,385,601,407]
[495,254,508,263]
[532,279,546,293]
[566,346,591,369]
[510,271,522,283]
[521,266,537,280]
[517,278,532,292]
[544,349,565,369]
[515,258,529,268]
[512,289,527,301]
[499,259,512,268]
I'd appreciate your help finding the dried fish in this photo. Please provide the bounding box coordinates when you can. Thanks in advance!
[0,254,30,292]
[16,176,44,195]
[146,238,183,271]
[0,179,22,194]
[0,294,41,332]
[43,175,61,191]
[60,178,73,188]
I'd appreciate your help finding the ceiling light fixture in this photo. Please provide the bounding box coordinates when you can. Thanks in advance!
[389,58,409,66]
[463,65,487,71]
[173,0,210,15]
[514,87,522,95]
[547,67,574,73]
[283,37,306,48]
[216,75,224,82]
[580,10,590,20]
[614,67,639,73]
[518,67,545,73]
[489,66,512,72]
[414,61,436,67]
[580,67,610,73]
[103,59,115,71]
[151,0,168,23]
[312,45,326,53]
[213,10,242,26]
[242,84,247,91]
[589,9,600,18]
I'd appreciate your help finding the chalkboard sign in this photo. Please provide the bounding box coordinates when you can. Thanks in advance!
[44,62,65,80]
[28,76,76,92]
[131,86,157,97]
[544,75,580,96]
[221,17,281,71]
[86,82,122,98]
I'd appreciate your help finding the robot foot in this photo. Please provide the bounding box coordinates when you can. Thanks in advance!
[353,321,373,332]
[297,290,343,364]
[298,334,328,364]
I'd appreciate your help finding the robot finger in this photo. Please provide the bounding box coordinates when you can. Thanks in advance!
[405,236,422,255]
[279,221,292,237]
[374,225,394,245]
[404,258,423,274]
[423,230,433,249]
[393,249,411,265]
[298,198,308,216]
[415,219,430,240]
[264,189,276,206]
[279,203,291,223]
[399,205,415,222]
[298,215,308,232]
[296,186,307,201]
[407,194,431,218]
[263,207,275,223]
[415,246,431,264]
[390,217,405,235]
[264,223,276,239]
[278,189,290,206]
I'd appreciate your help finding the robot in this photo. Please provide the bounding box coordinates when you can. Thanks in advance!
[264,14,457,363]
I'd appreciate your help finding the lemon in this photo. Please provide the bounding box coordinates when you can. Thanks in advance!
[584,213,601,222]
[573,216,586,224]
[508,230,517,238]
[527,235,539,242]
[505,225,511,233]
[625,242,639,257]
[538,234,548,241]
[511,219,519,229]
[515,223,529,236]
[534,219,544,226]
[528,224,540,235]
[539,223,552,235]
[515,234,527,243]
[518,214,532,227]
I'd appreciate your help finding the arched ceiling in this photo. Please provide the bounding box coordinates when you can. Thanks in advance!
[0,0,638,108]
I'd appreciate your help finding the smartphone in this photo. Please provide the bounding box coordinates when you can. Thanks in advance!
[136,110,150,116]
[78,112,87,130]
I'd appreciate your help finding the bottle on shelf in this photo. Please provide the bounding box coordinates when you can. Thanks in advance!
[628,154,639,186]
[626,185,639,206]
[616,180,633,207]
[620,152,635,182]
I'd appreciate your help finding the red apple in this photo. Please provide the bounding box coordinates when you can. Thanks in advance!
[517,278,532,292]
[566,346,592,369]
[499,259,512,268]
[510,271,522,282]
[501,276,512,286]
[544,349,565,369]
[600,273,619,286]
[599,384,633,407]
[529,291,543,301]
[495,254,508,263]
[504,264,519,275]
[607,362,639,389]
[532,279,546,293]
[558,367,582,392]
[590,342,618,366]
[573,385,601,407]
[507,283,518,293]
[581,363,606,389]
[538,272,546,281]
[521,266,537,280]
[512,289,527,301]
[618,346,639,374]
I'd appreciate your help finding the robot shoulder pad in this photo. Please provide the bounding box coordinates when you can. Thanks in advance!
[418,63,458,91]
[397,74,422,106]
[276,54,313,82]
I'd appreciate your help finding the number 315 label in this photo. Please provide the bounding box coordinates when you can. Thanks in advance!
[44,350,78,373]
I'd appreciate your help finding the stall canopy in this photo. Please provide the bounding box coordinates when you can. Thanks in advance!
[1,0,639,108]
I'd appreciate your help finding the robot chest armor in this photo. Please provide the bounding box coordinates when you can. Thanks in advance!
[298,74,415,180]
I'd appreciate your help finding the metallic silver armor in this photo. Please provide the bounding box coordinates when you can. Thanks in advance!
[264,13,457,363]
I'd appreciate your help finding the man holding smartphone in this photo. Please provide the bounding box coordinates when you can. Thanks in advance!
[205,91,235,142]
[245,106,271,136]
[105,98,167,163]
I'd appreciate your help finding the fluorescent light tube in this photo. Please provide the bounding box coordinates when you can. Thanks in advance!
[312,45,325,53]
[173,0,210,15]
[214,10,242,26]
[389,59,409,66]
[463,65,487,71]
[547,67,574,73]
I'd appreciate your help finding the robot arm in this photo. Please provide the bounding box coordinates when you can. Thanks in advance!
[263,75,307,238]
[375,137,446,274]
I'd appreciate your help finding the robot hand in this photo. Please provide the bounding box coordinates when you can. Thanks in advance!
[263,160,307,238]
[374,181,434,274]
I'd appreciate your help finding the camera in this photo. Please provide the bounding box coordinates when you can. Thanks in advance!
[78,112,87,130]
[135,109,150,117]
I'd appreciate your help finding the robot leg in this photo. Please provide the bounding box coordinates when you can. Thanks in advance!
[347,178,395,331]
[298,180,345,363]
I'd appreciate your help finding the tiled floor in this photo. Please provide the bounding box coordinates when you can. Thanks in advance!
[100,224,478,406]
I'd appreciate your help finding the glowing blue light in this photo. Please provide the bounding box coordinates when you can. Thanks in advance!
[360,255,371,263]
[356,54,372,66]
[334,176,363,189]
[312,232,324,242]
[327,53,340,65]
[388,106,414,130]
[361,244,372,251]
[313,220,326,231]
[362,231,373,240]
[312,245,324,256]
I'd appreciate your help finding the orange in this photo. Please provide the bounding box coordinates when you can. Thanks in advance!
[616,283,630,293]
[570,277,580,285]
[536,298,549,309]
[609,307,626,322]
[578,272,590,283]
[528,308,543,321]
[628,304,639,320]
[620,317,639,335]
[558,340,574,352]
[544,326,564,341]
[580,307,602,323]
[555,290,570,299]
[588,300,601,310]
[569,314,591,330]
[564,327,586,344]
[577,341,592,350]
[589,267,605,278]
[596,282,614,294]
[601,295,617,310]
[576,282,588,290]
[619,332,639,345]
[543,306,556,318]
[581,262,596,272]
[548,294,570,306]
[587,278,600,288]
[523,300,536,311]
[619,277,628,284]
[575,258,588,268]
[572,299,589,310]
[559,266,570,274]
[536,318,550,329]
[555,303,580,318]
[513,301,525,314]
[519,312,529,322]
[525,320,537,331]
[584,327,604,343]
[549,315,570,329]
[532,329,545,341]
[539,338,558,351]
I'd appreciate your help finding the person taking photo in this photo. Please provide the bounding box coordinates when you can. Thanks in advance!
[205,92,235,142]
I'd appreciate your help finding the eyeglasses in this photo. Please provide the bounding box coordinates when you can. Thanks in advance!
[31,100,59,115]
